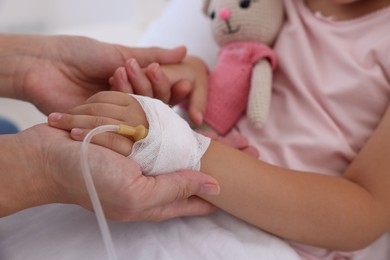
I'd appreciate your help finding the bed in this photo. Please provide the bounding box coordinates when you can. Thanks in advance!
[1,0,388,259]
[0,0,300,259]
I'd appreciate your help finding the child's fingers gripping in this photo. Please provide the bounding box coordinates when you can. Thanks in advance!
[125,59,154,97]
[67,102,147,128]
[170,80,192,105]
[187,79,208,126]
[48,112,139,156]
[48,113,124,132]
[71,128,134,156]
[145,63,172,104]
[109,67,134,94]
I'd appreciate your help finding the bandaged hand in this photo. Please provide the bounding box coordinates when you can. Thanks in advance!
[130,95,210,175]
[48,91,211,176]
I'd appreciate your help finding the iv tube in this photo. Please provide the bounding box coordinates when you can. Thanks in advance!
[80,125,119,260]
[80,124,148,260]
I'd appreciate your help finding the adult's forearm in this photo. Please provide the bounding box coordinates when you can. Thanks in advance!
[0,132,58,217]
[0,34,42,99]
[200,141,385,251]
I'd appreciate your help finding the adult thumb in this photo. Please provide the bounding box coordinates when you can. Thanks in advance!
[152,170,220,205]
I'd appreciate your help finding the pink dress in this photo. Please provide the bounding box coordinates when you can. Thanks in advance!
[234,0,390,259]
[204,41,277,135]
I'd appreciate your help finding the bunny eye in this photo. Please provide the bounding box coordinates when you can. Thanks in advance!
[240,0,251,9]
[209,10,216,19]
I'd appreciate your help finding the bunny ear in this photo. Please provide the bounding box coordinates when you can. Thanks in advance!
[203,0,211,15]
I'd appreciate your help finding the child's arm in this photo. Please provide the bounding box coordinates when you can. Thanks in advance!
[205,105,390,250]
[109,55,208,126]
[48,91,390,251]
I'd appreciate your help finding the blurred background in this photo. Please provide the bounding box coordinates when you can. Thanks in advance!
[0,0,170,130]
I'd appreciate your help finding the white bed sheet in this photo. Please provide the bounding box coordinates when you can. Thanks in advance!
[0,204,299,260]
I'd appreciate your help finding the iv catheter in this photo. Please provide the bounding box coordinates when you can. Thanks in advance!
[80,124,148,260]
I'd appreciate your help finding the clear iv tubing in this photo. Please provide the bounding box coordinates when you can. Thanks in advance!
[80,125,120,260]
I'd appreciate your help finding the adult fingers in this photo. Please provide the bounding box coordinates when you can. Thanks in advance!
[146,197,218,221]
[105,170,220,222]
[146,170,220,209]
[118,45,187,67]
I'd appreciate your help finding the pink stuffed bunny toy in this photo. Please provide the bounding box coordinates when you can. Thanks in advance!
[202,0,284,135]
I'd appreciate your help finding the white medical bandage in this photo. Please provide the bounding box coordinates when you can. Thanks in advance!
[129,95,211,176]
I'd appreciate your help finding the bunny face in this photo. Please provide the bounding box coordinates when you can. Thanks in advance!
[203,0,284,47]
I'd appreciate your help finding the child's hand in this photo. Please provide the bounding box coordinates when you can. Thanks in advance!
[49,91,146,156]
[48,91,211,176]
[109,55,208,126]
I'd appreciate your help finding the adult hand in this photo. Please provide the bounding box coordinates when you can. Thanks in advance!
[1,124,219,221]
[1,34,186,115]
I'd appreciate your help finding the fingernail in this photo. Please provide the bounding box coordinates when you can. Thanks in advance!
[191,111,203,126]
[200,183,220,195]
[195,112,203,125]
[120,67,128,82]
[48,113,62,122]
[71,128,83,136]
[151,63,162,81]
[129,59,141,77]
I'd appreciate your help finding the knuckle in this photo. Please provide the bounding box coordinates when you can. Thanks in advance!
[92,116,106,127]
[86,91,108,103]
[175,176,193,200]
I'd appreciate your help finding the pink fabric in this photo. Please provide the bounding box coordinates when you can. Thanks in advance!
[204,41,277,135]
[232,0,390,259]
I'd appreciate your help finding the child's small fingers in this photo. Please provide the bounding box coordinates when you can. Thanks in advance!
[48,113,122,132]
[71,129,134,156]
[109,76,114,86]
[110,67,134,94]
[170,80,192,105]
[188,79,208,126]
[145,63,171,104]
[125,59,154,97]
[68,102,144,124]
